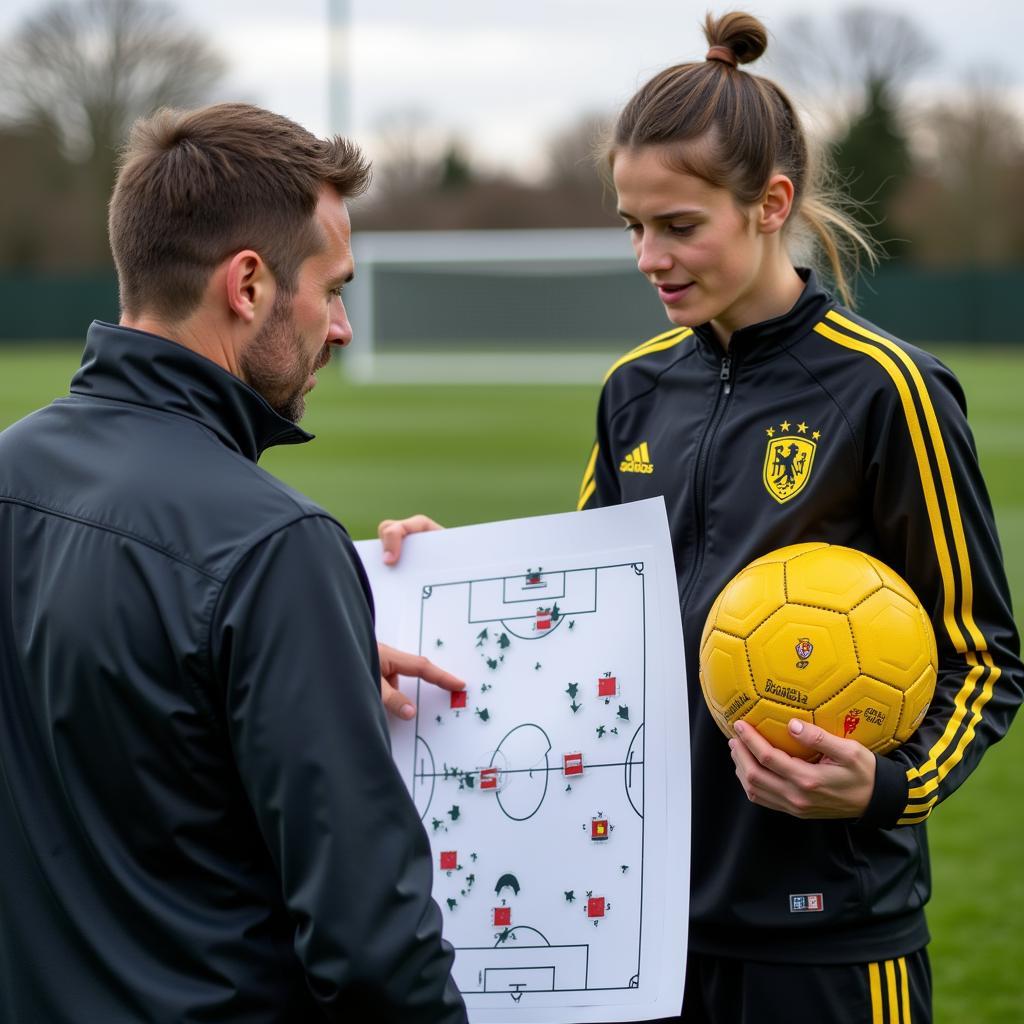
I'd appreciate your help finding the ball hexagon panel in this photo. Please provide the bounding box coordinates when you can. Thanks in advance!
[850,589,935,689]
[814,675,904,752]
[740,700,815,759]
[746,542,827,569]
[895,663,937,743]
[863,553,919,605]
[714,562,786,639]
[784,545,883,612]
[699,630,756,726]
[747,605,859,709]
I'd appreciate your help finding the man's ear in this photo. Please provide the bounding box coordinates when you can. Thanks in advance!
[759,174,795,236]
[224,250,273,324]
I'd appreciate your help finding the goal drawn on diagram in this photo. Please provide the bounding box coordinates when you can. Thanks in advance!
[454,939,590,996]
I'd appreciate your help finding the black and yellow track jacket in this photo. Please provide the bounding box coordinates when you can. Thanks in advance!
[578,270,1023,963]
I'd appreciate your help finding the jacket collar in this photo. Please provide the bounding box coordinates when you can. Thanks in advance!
[691,268,835,367]
[70,321,313,462]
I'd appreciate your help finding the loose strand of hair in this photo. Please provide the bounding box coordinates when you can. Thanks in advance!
[799,195,879,308]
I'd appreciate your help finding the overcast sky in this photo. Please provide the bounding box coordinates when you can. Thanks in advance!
[3,0,1021,177]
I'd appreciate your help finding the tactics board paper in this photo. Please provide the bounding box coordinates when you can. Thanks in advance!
[357,499,689,1023]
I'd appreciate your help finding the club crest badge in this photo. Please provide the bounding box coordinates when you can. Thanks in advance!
[795,638,814,666]
[762,420,820,503]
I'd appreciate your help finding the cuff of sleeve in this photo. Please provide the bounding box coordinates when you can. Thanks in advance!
[859,754,910,828]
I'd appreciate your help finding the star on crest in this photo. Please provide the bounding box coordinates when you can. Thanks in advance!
[780,420,791,432]
[765,427,775,438]
[812,430,821,440]
[797,422,808,434]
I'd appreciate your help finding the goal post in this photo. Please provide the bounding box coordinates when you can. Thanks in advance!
[342,229,667,384]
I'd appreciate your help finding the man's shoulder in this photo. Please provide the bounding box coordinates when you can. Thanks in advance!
[0,395,337,582]
[124,410,338,573]
[243,460,331,525]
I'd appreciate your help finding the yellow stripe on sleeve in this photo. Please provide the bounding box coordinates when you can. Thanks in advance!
[904,653,985,799]
[603,327,691,383]
[578,442,599,506]
[577,478,597,511]
[577,328,690,512]
[824,311,1003,814]
[814,321,962,648]
[901,650,1002,821]
[826,311,985,650]
[814,318,991,821]
[621,323,688,358]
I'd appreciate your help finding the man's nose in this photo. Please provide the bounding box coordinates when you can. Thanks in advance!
[328,296,352,348]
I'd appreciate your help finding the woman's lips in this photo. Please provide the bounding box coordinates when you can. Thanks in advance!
[657,282,694,303]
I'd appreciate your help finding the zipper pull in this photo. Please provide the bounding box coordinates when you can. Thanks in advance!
[720,356,733,395]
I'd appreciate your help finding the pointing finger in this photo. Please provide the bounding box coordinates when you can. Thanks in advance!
[378,643,465,693]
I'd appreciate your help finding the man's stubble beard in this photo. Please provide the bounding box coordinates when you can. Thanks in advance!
[240,292,322,424]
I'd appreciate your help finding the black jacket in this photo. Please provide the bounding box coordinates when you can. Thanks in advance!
[0,322,467,1023]
[579,272,1023,962]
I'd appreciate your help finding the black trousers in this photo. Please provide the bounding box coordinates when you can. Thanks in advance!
[646,947,932,1024]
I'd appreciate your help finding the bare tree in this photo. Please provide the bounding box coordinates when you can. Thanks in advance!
[768,6,935,128]
[893,76,1024,266]
[0,0,226,189]
[761,7,936,259]
[357,109,620,232]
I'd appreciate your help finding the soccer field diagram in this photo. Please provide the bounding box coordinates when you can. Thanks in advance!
[407,562,652,1007]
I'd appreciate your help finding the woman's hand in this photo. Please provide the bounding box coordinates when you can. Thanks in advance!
[377,514,444,565]
[729,718,876,819]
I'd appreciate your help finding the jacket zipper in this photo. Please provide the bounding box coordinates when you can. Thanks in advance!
[720,355,733,394]
[679,354,734,617]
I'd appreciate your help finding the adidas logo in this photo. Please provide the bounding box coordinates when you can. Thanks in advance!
[619,442,654,474]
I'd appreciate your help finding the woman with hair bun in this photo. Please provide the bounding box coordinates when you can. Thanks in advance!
[380,10,1022,1022]
[573,10,1023,1022]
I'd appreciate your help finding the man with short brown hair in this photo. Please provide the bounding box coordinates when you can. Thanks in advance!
[0,103,467,1023]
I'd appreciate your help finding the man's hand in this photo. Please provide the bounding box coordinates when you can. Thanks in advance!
[378,642,464,721]
[378,515,444,566]
[728,719,876,819]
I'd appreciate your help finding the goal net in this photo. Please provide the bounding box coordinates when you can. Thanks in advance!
[342,229,668,384]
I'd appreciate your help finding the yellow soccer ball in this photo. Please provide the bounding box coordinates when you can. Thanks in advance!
[699,543,937,759]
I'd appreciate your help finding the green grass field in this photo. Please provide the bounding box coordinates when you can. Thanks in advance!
[2,343,1022,1018]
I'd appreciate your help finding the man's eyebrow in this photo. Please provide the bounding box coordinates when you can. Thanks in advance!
[328,271,355,287]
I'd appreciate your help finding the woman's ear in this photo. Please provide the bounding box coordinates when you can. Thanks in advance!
[759,174,795,235]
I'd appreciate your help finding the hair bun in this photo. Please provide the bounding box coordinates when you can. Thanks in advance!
[703,10,768,66]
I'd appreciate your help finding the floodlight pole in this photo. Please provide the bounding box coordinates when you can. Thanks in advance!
[328,0,376,379]
[327,0,352,138]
